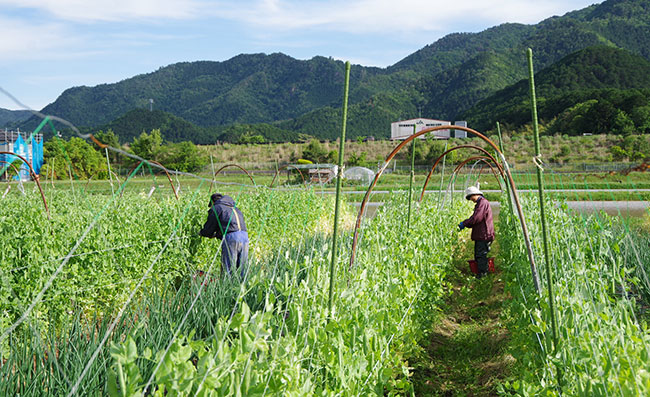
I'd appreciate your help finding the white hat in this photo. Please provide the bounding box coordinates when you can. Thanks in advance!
[465,186,482,199]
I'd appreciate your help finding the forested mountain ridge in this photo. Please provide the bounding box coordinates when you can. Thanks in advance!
[0,108,31,127]
[30,54,384,130]
[462,46,650,133]
[16,0,650,142]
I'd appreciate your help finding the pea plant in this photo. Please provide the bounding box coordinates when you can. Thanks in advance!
[498,195,650,396]
[0,188,466,395]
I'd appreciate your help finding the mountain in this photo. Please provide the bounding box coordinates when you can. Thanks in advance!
[19,0,650,141]
[461,46,650,131]
[95,108,209,143]
[23,54,385,131]
[0,108,32,128]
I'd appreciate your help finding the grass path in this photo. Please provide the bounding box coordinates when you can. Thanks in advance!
[410,240,514,396]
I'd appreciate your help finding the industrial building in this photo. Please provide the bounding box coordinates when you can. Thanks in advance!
[390,118,469,140]
[0,130,44,181]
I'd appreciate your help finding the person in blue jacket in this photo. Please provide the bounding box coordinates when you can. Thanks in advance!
[199,193,249,277]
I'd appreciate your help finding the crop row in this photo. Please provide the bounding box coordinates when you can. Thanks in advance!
[1,187,469,395]
[499,196,650,395]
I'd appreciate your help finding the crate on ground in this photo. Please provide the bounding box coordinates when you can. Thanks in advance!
[468,257,495,274]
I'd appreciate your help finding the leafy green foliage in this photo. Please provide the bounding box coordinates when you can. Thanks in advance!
[99,109,211,144]
[609,135,650,161]
[215,122,305,143]
[463,46,650,133]
[24,54,384,131]
[498,195,650,394]
[399,137,456,165]
[42,136,107,179]
[0,189,464,395]
[301,139,336,163]
[129,129,207,172]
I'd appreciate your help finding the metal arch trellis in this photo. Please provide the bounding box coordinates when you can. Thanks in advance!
[269,165,307,188]
[126,160,179,200]
[0,160,26,197]
[454,156,503,186]
[419,144,504,202]
[210,164,256,192]
[0,151,50,219]
[348,125,542,294]
[437,156,505,210]
[0,160,23,180]
[451,156,504,191]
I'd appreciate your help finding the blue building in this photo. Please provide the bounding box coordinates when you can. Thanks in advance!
[0,129,44,181]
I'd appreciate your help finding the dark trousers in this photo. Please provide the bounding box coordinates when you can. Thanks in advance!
[474,240,492,274]
[221,231,249,278]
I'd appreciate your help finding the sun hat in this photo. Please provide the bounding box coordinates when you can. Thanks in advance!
[464,186,482,200]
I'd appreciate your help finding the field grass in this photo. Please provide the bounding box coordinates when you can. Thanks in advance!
[197,134,649,169]
[7,167,650,204]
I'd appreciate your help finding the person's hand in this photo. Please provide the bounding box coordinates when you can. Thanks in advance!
[458,221,465,230]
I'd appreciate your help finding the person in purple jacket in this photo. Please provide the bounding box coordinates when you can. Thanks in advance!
[458,186,494,278]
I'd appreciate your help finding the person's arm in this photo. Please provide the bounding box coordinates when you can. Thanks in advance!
[199,210,222,238]
[462,200,487,228]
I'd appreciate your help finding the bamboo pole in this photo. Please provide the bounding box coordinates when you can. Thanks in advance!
[105,147,114,195]
[328,61,351,318]
[496,122,514,216]
[527,48,561,389]
[407,125,416,229]
[438,141,448,206]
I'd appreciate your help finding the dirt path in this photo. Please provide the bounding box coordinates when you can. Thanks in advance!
[410,240,514,396]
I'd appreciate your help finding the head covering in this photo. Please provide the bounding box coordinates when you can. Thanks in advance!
[464,186,483,200]
[208,193,223,207]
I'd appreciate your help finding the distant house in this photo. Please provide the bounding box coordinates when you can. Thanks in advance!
[390,118,469,140]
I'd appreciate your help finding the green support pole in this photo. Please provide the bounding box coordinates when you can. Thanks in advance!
[327,61,351,319]
[496,122,514,217]
[527,48,561,388]
[438,142,448,204]
[407,125,416,229]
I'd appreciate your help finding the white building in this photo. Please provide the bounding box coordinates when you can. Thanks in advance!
[390,118,451,140]
[390,119,469,140]
[454,121,468,138]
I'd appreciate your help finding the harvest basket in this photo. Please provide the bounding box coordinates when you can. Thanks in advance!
[468,257,495,274]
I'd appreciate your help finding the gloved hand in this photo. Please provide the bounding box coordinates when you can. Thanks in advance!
[458,221,465,230]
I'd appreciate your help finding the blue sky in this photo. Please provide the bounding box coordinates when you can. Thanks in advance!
[0,0,601,110]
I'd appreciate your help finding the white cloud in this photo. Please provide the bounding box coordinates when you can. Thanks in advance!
[0,17,79,62]
[0,0,206,22]
[213,0,599,34]
[0,0,600,31]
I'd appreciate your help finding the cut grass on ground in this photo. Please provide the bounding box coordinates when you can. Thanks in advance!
[410,238,514,396]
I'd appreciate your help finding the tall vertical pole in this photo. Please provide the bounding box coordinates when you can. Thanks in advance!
[209,153,216,192]
[407,125,416,229]
[496,122,513,216]
[328,61,351,319]
[527,48,561,387]
[438,141,448,204]
[105,147,114,195]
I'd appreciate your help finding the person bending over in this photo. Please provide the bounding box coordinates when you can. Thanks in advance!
[199,193,249,278]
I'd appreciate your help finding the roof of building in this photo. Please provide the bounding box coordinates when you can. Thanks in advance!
[392,118,451,124]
